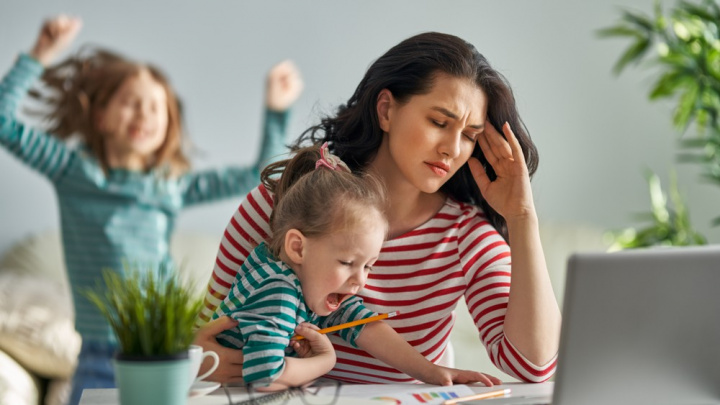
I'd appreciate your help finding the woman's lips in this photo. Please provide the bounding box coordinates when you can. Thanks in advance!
[426,161,450,176]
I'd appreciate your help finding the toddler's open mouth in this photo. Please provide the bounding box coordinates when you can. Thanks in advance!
[325,292,352,312]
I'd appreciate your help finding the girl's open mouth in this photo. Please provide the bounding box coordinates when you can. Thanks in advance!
[325,293,351,312]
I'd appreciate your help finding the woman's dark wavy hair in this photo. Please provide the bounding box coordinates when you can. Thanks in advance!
[293,32,538,240]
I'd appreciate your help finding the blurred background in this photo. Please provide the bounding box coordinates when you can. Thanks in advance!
[1,0,718,261]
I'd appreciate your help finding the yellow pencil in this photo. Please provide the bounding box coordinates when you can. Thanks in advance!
[442,388,511,405]
[291,311,400,341]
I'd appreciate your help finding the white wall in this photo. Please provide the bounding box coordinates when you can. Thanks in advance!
[1,0,718,255]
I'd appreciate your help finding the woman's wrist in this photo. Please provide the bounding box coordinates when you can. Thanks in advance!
[505,208,539,230]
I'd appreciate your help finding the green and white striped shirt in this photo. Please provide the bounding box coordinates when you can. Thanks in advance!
[212,242,376,385]
[0,54,289,343]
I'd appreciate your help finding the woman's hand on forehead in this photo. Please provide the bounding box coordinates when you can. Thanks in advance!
[468,121,534,220]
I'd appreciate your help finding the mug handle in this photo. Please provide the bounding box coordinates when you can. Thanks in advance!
[196,350,220,382]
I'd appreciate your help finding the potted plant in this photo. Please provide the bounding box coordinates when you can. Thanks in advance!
[598,0,720,247]
[607,170,706,250]
[83,264,204,405]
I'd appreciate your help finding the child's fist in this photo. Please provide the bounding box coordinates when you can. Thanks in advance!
[30,14,82,66]
[289,323,335,360]
[265,60,303,112]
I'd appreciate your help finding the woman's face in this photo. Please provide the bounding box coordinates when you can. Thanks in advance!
[375,73,487,194]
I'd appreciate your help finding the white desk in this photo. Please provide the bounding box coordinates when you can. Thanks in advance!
[80,382,554,405]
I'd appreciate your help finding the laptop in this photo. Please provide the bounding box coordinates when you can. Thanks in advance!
[496,245,720,405]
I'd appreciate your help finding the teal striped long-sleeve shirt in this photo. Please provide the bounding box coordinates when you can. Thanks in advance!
[0,54,290,344]
[212,242,376,386]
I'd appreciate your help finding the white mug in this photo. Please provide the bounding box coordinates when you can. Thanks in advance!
[188,344,220,388]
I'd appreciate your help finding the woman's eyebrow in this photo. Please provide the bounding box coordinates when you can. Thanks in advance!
[430,106,484,130]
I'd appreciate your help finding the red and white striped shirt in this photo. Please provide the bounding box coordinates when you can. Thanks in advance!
[199,185,556,383]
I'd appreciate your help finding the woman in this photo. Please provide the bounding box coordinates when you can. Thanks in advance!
[195,31,561,384]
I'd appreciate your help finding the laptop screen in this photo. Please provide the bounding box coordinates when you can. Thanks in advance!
[552,245,720,405]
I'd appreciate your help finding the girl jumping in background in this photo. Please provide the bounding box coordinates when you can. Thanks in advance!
[212,143,501,389]
[0,15,302,404]
[195,32,561,384]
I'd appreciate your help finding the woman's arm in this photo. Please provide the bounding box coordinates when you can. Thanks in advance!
[503,213,560,365]
[355,321,501,386]
[468,122,561,368]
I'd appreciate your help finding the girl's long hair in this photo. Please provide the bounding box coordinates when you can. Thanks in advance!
[28,46,190,175]
[294,32,539,240]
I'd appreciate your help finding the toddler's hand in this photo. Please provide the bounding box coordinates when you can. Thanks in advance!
[421,365,503,387]
[265,60,303,112]
[30,14,82,66]
[289,323,335,360]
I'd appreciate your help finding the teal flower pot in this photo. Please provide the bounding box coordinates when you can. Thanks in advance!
[114,352,191,405]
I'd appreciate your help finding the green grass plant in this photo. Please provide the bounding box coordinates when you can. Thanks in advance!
[84,264,203,357]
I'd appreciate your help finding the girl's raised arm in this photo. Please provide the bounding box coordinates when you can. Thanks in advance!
[179,61,302,206]
[0,56,73,182]
[30,15,82,67]
[0,15,80,182]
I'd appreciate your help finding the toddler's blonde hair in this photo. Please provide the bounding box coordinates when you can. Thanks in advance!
[261,144,387,257]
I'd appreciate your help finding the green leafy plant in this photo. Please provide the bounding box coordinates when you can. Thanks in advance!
[607,170,706,250]
[83,265,203,357]
[598,0,720,247]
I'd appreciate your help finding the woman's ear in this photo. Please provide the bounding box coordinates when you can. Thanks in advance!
[376,89,394,133]
[284,229,306,264]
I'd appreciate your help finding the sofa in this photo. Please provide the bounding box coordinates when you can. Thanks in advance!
[0,222,606,405]
[0,230,222,405]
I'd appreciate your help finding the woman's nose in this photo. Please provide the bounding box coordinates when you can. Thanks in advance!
[438,132,462,158]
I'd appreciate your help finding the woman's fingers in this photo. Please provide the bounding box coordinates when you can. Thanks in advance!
[196,316,238,340]
[193,316,245,383]
[478,121,527,180]
[477,127,499,166]
[467,157,490,192]
[483,122,513,161]
[485,373,503,385]
[500,122,526,166]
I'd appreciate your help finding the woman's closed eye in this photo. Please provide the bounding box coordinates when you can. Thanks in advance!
[431,119,447,128]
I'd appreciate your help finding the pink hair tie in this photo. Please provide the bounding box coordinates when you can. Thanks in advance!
[315,142,351,173]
